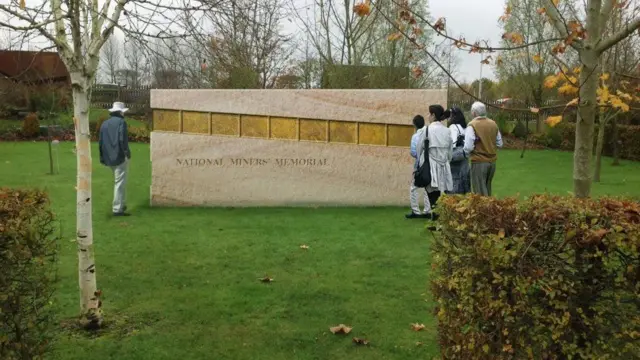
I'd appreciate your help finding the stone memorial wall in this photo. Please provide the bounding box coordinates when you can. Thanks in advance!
[150,89,447,207]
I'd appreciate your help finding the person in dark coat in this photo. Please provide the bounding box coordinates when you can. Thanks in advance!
[99,102,131,216]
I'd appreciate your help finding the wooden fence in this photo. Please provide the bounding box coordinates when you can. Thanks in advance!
[91,85,150,115]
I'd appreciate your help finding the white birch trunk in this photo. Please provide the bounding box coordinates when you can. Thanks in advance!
[70,72,102,328]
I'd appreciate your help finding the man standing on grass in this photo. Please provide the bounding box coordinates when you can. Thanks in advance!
[99,102,131,217]
[464,102,503,196]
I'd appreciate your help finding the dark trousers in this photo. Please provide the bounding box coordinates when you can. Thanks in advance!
[428,190,441,209]
[471,162,496,196]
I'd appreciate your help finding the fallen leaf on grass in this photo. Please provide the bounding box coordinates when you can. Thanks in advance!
[300,244,309,250]
[259,275,274,283]
[329,324,352,334]
[352,337,369,346]
[411,323,426,331]
[416,341,424,346]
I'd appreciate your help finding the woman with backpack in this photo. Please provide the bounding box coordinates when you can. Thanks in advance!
[447,107,471,195]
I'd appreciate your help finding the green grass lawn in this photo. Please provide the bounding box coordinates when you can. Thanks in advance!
[1,142,639,360]
[0,108,147,132]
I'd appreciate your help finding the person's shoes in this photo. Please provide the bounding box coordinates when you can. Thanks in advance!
[113,212,131,217]
[405,212,423,219]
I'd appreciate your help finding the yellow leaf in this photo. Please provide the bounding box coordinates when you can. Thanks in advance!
[564,75,578,85]
[533,54,543,64]
[20,0,25,10]
[610,97,630,112]
[387,32,403,41]
[546,115,563,127]
[483,344,490,353]
[572,66,581,74]
[543,74,559,88]
[498,229,505,238]
[553,0,560,5]
[558,83,578,95]
[600,73,610,81]
[353,1,371,17]
[617,90,633,101]
[530,107,540,113]
[567,98,579,107]
[597,86,610,105]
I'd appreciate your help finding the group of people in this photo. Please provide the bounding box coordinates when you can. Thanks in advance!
[407,101,503,220]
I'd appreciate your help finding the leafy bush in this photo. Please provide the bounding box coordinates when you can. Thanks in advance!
[93,116,108,138]
[0,189,59,360]
[432,194,640,359]
[128,125,150,143]
[531,122,640,161]
[21,112,40,138]
[493,112,512,135]
[511,119,528,139]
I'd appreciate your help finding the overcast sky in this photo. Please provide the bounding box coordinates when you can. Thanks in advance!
[430,0,505,82]
[286,0,506,83]
[1,0,507,83]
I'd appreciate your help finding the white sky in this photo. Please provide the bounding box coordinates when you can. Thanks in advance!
[429,0,505,82]
[285,0,506,83]
[1,0,506,83]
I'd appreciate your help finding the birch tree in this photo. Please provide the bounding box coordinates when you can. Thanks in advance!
[0,0,219,328]
[354,0,640,198]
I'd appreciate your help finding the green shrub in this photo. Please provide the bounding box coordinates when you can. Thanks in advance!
[21,112,40,138]
[511,119,528,139]
[94,116,108,138]
[493,112,510,134]
[532,122,640,162]
[432,194,640,359]
[128,124,150,143]
[0,188,59,360]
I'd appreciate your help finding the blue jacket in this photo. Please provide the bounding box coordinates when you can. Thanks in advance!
[99,113,130,167]
[410,127,425,170]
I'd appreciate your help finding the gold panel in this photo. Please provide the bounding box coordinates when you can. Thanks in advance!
[211,113,239,136]
[300,119,327,142]
[387,124,414,147]
[358,123,386,146]
[270,117,297,140]
[153,110,180,132]
[241,115,269,138]
[182,111,209,134]
[329,121,357,144]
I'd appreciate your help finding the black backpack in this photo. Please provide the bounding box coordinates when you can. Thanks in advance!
[413,127,431,187]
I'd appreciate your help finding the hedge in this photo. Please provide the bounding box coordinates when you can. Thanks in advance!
[0,189,59,360]
[432,194,640,359]
[532,122,640,162]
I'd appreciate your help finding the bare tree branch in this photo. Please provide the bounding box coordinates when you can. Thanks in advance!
[597,16,640,54]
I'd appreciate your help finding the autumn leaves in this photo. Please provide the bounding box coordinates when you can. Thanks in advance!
[543,67,639,127]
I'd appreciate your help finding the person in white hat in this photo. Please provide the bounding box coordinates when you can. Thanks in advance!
[99,101,131,216]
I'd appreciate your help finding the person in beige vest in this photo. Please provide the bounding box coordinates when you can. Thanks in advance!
[463,102,503,196]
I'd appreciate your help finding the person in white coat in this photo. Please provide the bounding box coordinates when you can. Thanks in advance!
[423,105,454,217]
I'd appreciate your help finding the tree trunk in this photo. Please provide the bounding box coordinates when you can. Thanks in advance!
[574,52,599,198]
[593,111,608,182]
[70,72,102,328]
[612,117,620,165]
